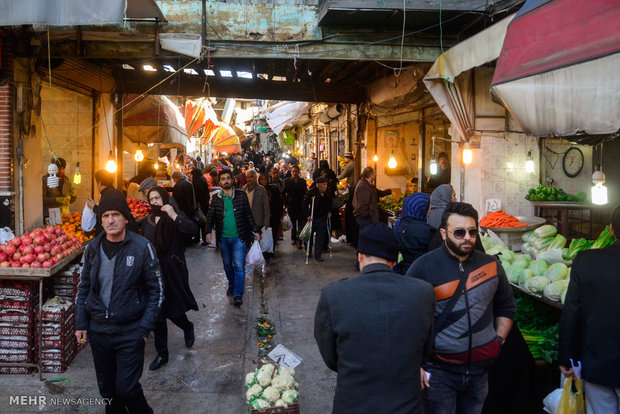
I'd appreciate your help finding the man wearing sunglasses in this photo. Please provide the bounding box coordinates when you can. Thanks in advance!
[406,202,515,414]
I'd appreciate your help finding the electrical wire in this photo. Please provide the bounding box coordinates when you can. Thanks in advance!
[393,0,406,77]
[43,26,56,159]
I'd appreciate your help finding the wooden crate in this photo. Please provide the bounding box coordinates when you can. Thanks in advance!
[251,402,300,414]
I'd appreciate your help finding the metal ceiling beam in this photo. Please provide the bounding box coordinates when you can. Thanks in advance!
[114,71,365,103]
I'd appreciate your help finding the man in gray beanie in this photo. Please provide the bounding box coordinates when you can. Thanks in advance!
[314,222,436,414]
[75,190,163,413]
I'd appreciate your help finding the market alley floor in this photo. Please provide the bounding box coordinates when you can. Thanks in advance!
[0,232,353,413]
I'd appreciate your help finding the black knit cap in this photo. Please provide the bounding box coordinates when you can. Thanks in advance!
[98,189,133,221]
[357,222,399,262]
[315,177,328,183]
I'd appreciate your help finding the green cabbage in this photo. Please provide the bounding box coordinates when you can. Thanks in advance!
[548,234,567,250]
[500,250,515,263]
[513,255,531,269]
[525,276,550,294]
[521,231,534,242]
[543,279,569,301]
[543,263,569,282]
[507,266,524,284]
[528,259,549,276]
[534,225,558,238]
[534,236,554,250]
[486,246,502,256]
[527,232,538,243]
[520,242,533,255]
[502,262,512,275]
[519,269,534,288]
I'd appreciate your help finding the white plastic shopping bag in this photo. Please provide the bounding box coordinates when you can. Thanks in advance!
[0,227,15,244]
[260,227,274,253]
[81,205,96,232]
[246,240,265,266]
[281,214,292,232]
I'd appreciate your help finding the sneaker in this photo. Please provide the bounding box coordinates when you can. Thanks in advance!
[226,287,234,297]
[233,296,243,307]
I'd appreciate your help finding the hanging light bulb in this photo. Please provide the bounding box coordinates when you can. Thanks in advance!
[372,154,379,162]
[105,152,117,173]
[73,162,82,185]
[525,151,535,173]
[591,165,607,205]
[134,149,144,162]
[430,156,438,175]
[506,161,514,171]
[154,162,159,170]
[462,142,473,165]
[388,152,397,169]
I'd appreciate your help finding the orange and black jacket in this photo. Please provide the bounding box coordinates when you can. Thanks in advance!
[406,244,515,374]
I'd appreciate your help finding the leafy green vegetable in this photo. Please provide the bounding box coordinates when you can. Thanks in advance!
[591,225,616,250]
[519,269,534,288]
[548,234,567,250]
[528,259,549,276]
[525,276,550,294]
[534,236,554,250]
[515,296,560,363]
[544,263,569,282]
[535,225,558,238]
[543,280,569,301]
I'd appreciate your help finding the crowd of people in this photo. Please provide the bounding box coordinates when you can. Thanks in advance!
[71,148,620,414]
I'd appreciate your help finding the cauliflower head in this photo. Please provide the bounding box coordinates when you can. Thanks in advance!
[274,399,288,408]
[250,398,270,411]
[262,386,281,403]
[281,389,299,405]
[256,370,272,387]
[271,373,295,390]
[246,384,263,402]
[245,371,257,387]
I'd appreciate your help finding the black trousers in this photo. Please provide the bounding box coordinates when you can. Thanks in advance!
[289,210,305,242]
[309,216,329,258]
[154,314,192,359]
[89,330,153,414]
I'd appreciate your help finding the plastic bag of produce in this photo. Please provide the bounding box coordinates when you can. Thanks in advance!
[281,214,292,232]
[260,227,274,253]
[543,388,563,414]
[557,378,585,414]
[544,263,569,282]
[537,249,572,266]
[298,221,312,242]
[246,240,265,267]
[535,224,558,238]
[519,269,534,288]
[544,280,569,301]
[525,276,550,294]
[529,259,549,276]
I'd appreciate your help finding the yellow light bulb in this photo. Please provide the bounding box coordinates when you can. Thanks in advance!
[73,163,81,184]
[134,150,144,162]
[372,154,379,162]
[154,163,159,170]
[462,142,473,165]
[105,159,117,173]
[388,155,397,169]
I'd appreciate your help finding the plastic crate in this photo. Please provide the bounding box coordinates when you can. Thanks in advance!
[0,366,34,375]
[251,402,300,414]
[0,299,36,311]
[0,309,34,324]
[52,286,77,300]
[53,271,81,286]
[39,302,75,323]
[0,335,33,350]
[0,348,32,363]
[0,323,31,336]
[0,281,37,300]
[42,339,76,361]
[41,348,75,373]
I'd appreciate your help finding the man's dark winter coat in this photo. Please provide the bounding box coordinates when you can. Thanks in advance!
[315,263,435,414]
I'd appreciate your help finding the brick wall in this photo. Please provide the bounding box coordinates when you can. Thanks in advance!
[0,37,13,192]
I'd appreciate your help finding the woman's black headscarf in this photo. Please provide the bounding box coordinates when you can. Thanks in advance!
[147,186,175,258]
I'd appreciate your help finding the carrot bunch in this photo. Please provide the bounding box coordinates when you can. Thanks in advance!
[480,210,529,228]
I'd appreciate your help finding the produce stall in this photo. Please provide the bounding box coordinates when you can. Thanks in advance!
[0,226,87,378]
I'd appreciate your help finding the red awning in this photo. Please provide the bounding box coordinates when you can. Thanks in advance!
[490,0,620,137]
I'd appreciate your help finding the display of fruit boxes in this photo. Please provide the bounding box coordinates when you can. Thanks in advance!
[0,281,36,374]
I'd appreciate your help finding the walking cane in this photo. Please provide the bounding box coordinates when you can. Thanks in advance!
[327,216,332,257]
[305,196,315,265]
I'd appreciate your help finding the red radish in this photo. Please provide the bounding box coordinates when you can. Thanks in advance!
[42,260,52,268]
[0,261,9,268]
[37,253,47,263]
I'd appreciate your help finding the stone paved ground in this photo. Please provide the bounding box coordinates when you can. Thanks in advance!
[0,231,354,413]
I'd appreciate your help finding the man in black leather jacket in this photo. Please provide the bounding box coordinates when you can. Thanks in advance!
[75,190,163,414]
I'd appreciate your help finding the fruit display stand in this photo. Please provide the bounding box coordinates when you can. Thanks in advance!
[480,216,546,251]
[0,246,84,379]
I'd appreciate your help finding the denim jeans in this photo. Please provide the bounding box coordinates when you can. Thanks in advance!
[220,237,247,298]
[423,367,489,414]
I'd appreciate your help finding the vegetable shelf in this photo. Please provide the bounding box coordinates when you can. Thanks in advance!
[510,283,563,310]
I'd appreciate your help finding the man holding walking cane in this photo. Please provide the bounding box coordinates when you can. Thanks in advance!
[303,177,332,262]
